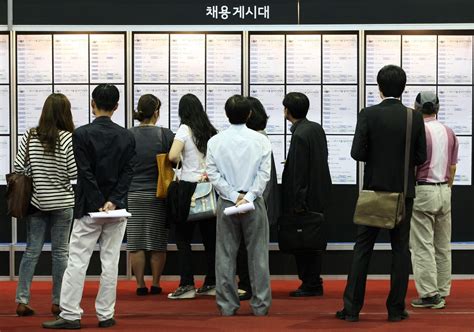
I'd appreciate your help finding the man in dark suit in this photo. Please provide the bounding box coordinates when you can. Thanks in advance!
[281,92,332,297]
[336,65,427,322]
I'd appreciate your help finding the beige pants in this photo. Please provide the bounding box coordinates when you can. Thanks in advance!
[410,184,452,298]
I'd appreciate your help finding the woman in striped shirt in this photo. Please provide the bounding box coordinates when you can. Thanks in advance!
[14,93,77,317]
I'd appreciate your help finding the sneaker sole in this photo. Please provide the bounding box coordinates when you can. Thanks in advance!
[196,289,216,296]
[167,291,196,300]
[411,301,445,309]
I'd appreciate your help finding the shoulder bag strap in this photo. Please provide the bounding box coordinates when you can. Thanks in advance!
[403,108,413,196]
[24,130,32,170]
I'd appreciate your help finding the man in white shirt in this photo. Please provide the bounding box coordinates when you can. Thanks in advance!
[207,95,272,316]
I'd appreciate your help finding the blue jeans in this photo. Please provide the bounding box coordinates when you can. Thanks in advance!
[16,208,73,305]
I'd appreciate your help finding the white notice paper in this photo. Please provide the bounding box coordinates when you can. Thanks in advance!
[402,35,437,84]
[134,33,169,83]
[134,85,170,128]
[327,135,357,185]
[207,34,242,84]
[206,85,241,131]
[0,136,9,185]
[322,34,358,84]
[224,202,255,216]
[286,34,321,84]
[454,136,472,186]
[438,86,472,135]
[402,85,435,109]
[170,34,205,83]
[89,209,131,219]
[54,34,89,83]
[0,34,9,83]
[90,84,125,128]
[169,85,205,132]
[90,34,125,84]
[250,35,285,84]
[365,85,381,107]
[17,34,53,84]
[54,85,90,128]
[17,85,52,133]
[249,85,285,134]
[268,135,285,184]
[0,85,9,134]
[365,35,401,84]
[322,85,358,134]
[438,35,473,85]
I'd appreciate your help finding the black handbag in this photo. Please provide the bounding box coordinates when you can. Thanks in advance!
[277,211,326,253]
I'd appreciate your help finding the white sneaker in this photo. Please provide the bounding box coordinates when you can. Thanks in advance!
[167,285,196,299]
[196,285,216,296]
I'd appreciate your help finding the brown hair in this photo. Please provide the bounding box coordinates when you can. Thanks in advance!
[35,93,75,154]
[133,94,161,122]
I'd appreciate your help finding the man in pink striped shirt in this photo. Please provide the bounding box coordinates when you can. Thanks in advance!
[410,91,458,310]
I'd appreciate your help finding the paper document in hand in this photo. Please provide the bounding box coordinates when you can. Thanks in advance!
[88,209,131,219]
[224,202,255,216]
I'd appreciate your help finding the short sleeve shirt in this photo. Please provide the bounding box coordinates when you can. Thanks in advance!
[175,124,205,182]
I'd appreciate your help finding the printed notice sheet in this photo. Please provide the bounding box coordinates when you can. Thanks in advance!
[134,34,169,83]
[206,85,242,131]
[0,85,9,134]
[17,34,52,84]
[438,35,472,84]
[402,85,434,109]
[207,34,242,84]
[90,34,125,84]
[54,34,88,84]
[54,85,90,128]
[365,85,381,107]
[250,35,285,84]
[17,85,52,133]
[90,84,125,127]
[134,85,170,128]
[0,136,9,185]
[402,35,437,84]
[327,135,357,185]
[249,85,285,134]
[286,34,321,84]
[286,85,322,130]
[366,35,401,84]
[170,34,205,83]
[322,85,358,134]
[322,34,358,84]
[268,135,285,184]
[454,136,472,186]
[170,85,205,132]
[0,34,8,83]
[438,86,472,135]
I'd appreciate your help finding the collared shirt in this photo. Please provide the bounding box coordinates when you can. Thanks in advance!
[73,116,136,218]
[206,124,271,203]
[416,116,458,183]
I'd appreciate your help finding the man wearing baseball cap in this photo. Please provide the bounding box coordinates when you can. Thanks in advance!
[410,91,458,309]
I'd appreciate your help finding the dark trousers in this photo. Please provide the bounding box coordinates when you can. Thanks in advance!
[237,238,251,293]
[175,218,216,287]
[294,252,323,289]
[343,198,414,315]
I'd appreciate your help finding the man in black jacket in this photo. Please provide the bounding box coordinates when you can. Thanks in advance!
[43,84,136,329]
[336,65,427,322]
[282,92,332,297]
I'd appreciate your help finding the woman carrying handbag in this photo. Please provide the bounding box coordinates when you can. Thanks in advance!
[167,94,218,300]
[14,93,77,317]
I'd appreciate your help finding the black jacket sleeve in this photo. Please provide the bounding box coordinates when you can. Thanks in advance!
[72,130,106,212]
[351,109,369,162]
[290,134,310,212]
[109,135,137,208]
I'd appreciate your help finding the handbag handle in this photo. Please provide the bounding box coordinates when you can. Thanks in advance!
[403,108,413,197]
[23,130,32,173]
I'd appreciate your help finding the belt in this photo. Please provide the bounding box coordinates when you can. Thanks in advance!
[238,191,247,194]
[416,181,448,186]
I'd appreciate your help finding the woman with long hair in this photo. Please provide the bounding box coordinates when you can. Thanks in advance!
[167,94,218,299]
[14,93,77,317]
[127,94,174,296]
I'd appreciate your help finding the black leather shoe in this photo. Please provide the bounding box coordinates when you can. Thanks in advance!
[98,318,116,328]
[289,287,323,297]
[42,317,81,329]
[335,309,359,322]
[150,286,162,295]
[136,287,148,296]
[239,290,252,301]
[388,310,409,322]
